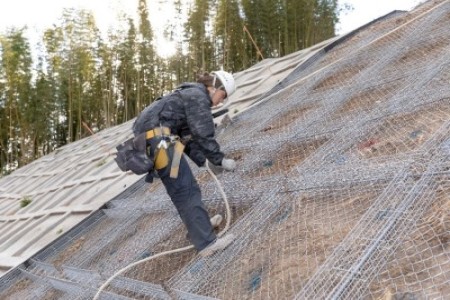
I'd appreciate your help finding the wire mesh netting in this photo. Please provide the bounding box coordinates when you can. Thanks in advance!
[1,1,450,299]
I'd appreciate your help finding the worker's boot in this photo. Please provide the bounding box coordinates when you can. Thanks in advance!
[186,215,223,241]
[210,214,223,228]
[199,233,235,257]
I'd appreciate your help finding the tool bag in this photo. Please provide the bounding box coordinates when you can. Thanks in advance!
[115,126,185,178]
[114,132,154,175]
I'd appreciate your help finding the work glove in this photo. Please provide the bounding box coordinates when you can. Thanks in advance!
[205,158,236,175]
[221,158,236,172]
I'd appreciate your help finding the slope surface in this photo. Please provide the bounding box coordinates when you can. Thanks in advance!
[1,0,449,299]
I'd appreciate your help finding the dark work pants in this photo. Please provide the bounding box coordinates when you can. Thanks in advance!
[157,148,216,251]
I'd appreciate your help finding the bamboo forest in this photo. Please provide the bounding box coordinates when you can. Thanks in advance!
[0,0,340,174]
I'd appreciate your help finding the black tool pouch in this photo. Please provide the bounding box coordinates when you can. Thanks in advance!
[115,133,154,175]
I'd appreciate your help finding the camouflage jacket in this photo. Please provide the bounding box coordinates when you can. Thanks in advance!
[132,83,224,166]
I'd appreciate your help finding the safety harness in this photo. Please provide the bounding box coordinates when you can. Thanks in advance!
[115,126,185,179]
[146,126,185,178]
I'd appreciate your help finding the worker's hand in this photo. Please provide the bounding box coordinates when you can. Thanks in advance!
[221,158,236,171]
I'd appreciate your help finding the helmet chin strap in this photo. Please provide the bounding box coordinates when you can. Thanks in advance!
[209,87,218,101]
[212,74,217,88]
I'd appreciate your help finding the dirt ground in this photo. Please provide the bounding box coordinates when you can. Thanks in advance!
[318,0,447,71]
[0,277,33,299]
[312,64,368,92]
[193,185,385,299]
[260,103,319,133]
[369,181,450,299]
[245,137,329,179]
[96,199,252,298]
[352,101,450,159]
[331,80,402,120]
[0,277,65,300]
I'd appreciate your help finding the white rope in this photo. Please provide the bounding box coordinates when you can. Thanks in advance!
[93,163,232,299]
[206,161,232,237]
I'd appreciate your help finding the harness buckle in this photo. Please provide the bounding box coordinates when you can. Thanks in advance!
[169,135,180,143]
[158,139,168,149]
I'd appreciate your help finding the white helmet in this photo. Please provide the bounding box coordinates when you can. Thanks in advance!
[212,70,236,98]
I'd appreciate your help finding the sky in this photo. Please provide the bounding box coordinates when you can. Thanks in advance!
[337,0,425,34]
[0,0,425,57]
[0,0,179,57]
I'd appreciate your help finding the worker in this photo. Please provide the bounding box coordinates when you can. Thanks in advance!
[131,70,237,257]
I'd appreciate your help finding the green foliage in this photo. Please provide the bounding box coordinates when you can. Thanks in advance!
[185,0,213,73]
[241,0,340,58]
[215,0,247,71]
[0,0,342,172]
[20,196,32,208]
[137,0,157,110]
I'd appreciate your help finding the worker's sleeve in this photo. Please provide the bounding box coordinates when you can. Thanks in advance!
[184,140,207,167]
[184,92,224,166]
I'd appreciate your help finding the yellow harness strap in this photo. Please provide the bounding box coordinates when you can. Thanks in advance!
[154,147,169,170]
[146,127,170,140]
[169,141,185,179]
[146,127,184,178]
